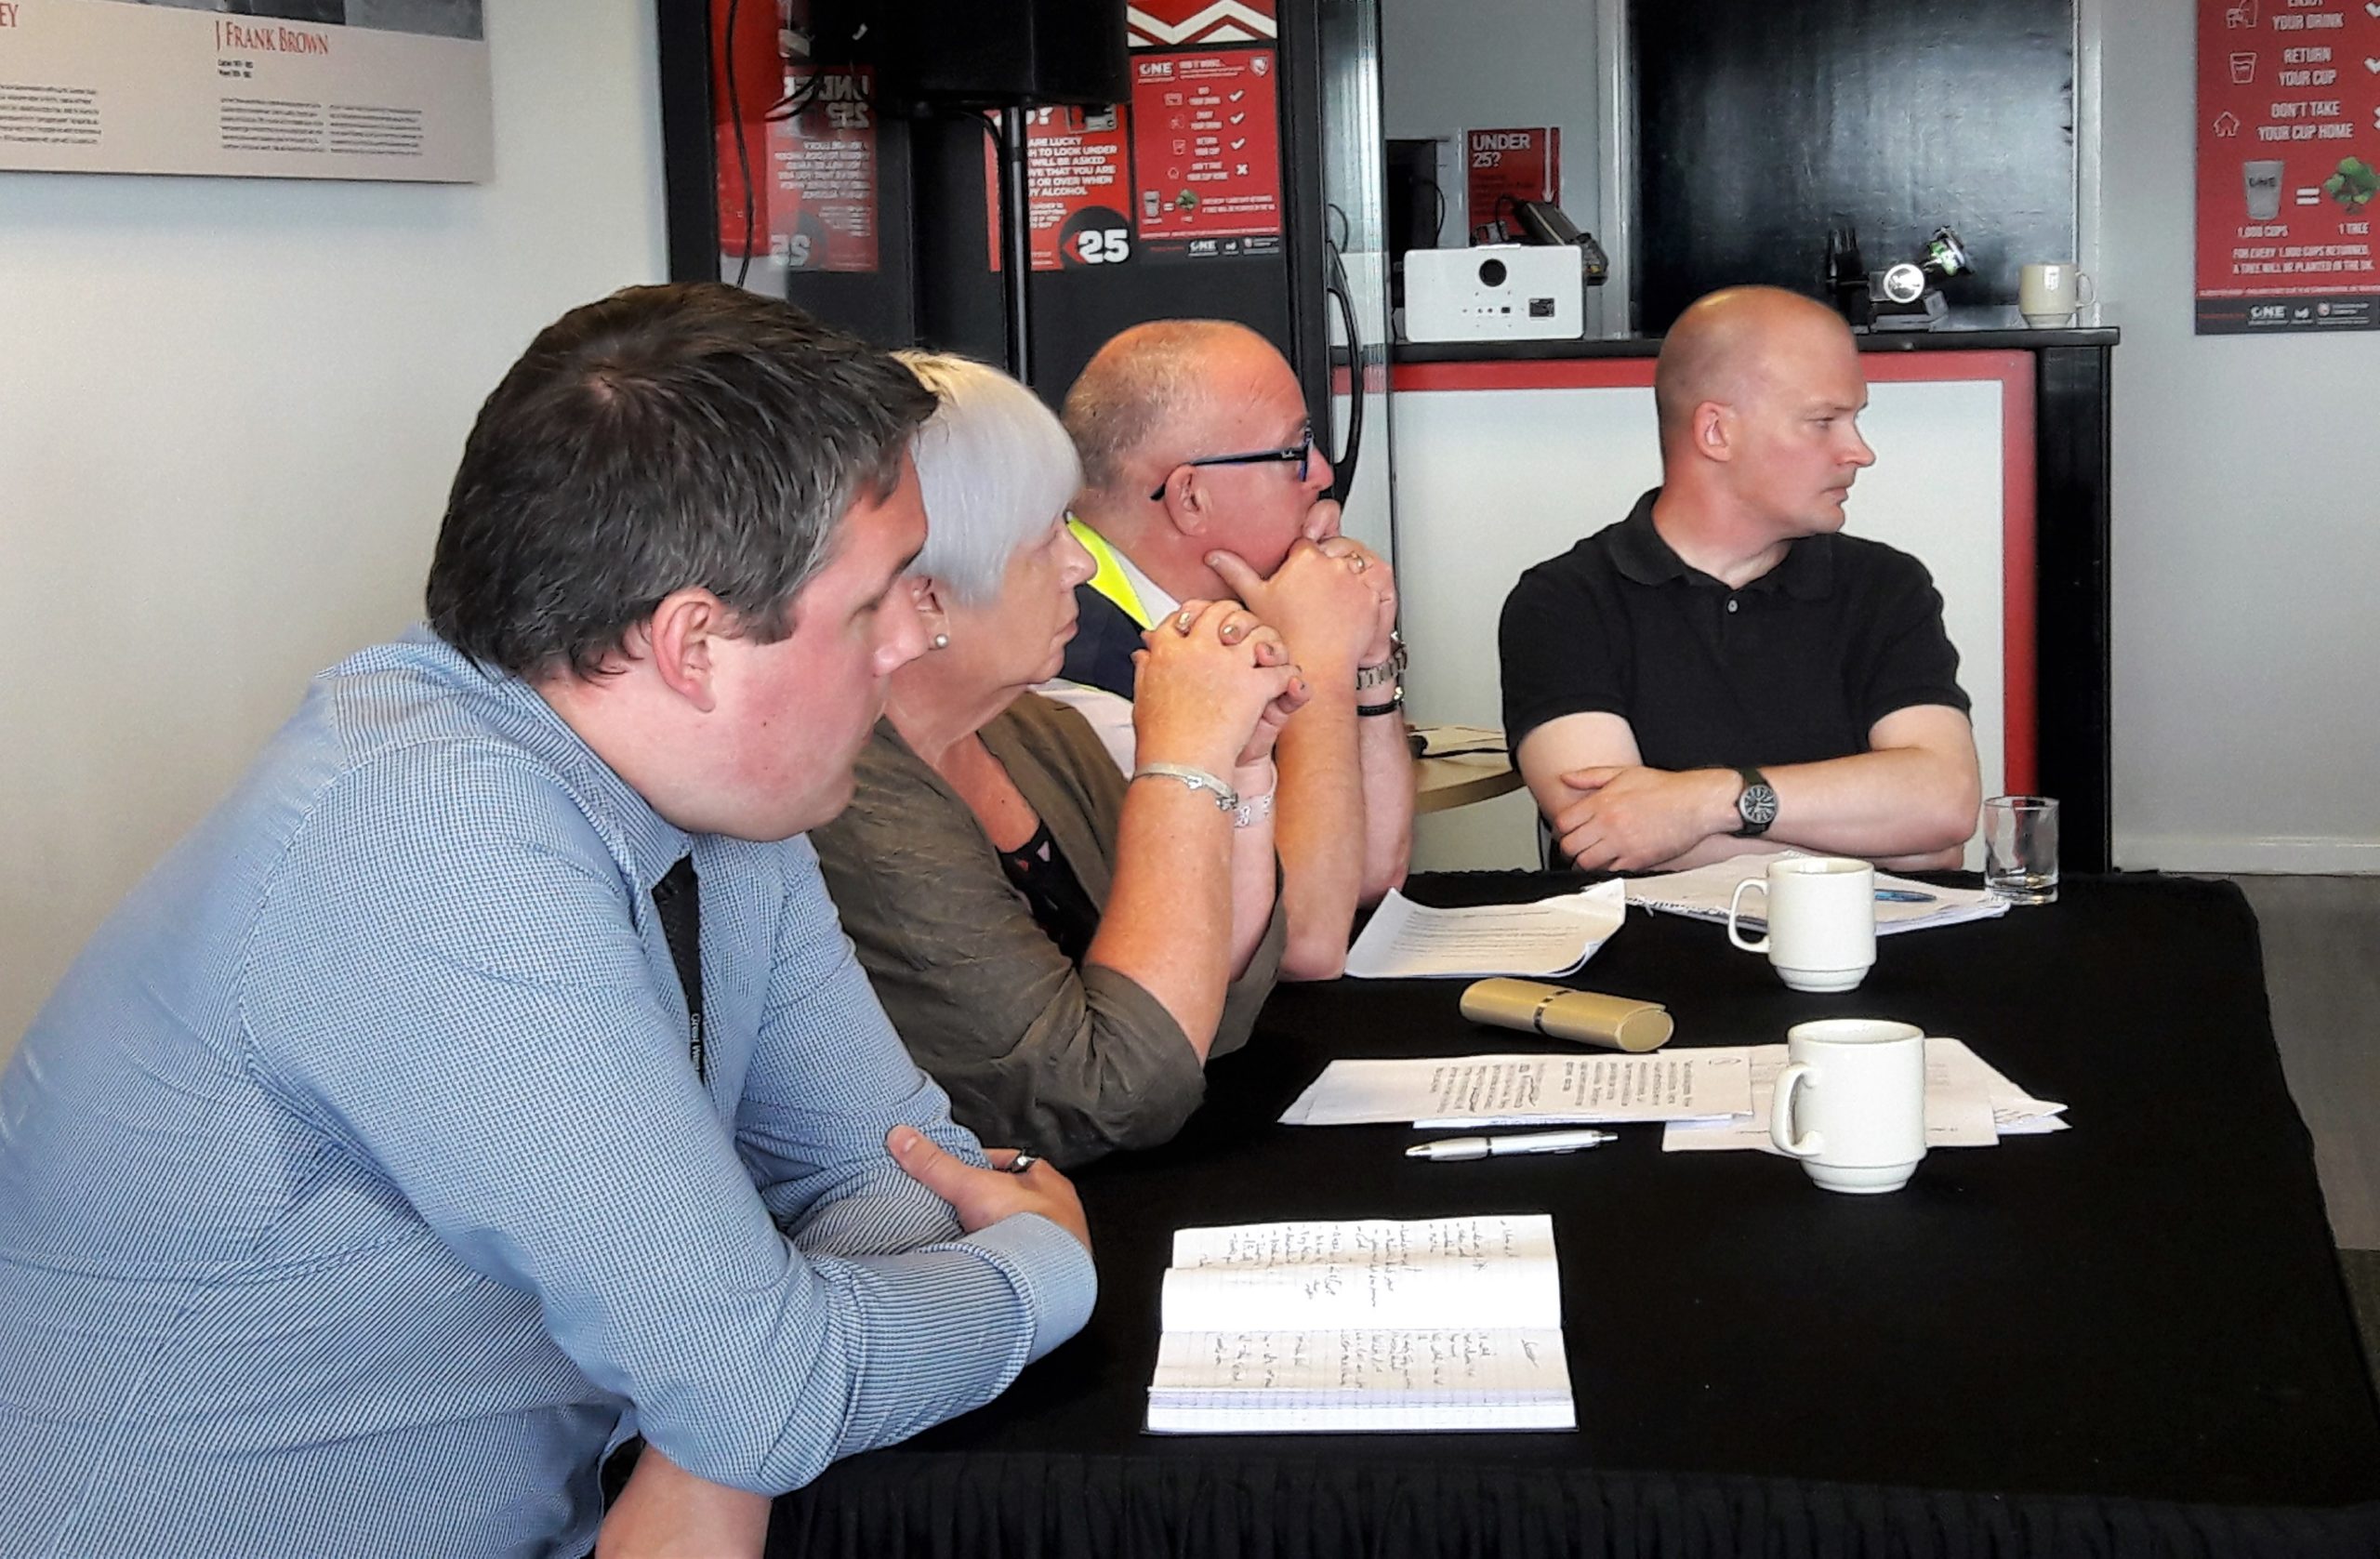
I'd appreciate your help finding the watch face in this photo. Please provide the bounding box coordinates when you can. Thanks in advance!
[1739,784,1779,827]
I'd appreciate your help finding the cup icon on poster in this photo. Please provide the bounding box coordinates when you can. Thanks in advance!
[2230,51,2257,85]
[2019,263,2095,326]
[2244,159,2286,221]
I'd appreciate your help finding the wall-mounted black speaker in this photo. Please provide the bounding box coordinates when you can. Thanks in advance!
[810,0,1129,109]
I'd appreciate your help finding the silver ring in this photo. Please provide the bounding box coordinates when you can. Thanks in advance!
[1006,1152,1041,1175]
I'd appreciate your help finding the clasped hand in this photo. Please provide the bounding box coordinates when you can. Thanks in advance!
[1206,500,1397,673]
[1130,598,1308,775]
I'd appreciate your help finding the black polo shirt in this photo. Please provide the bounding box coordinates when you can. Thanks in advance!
[1499,488,1970,771]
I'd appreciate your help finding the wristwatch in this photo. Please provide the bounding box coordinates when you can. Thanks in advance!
[1355,633,1406,695]
[1732,767,1778,838]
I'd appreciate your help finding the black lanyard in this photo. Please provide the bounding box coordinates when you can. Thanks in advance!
[650,855,706,1084]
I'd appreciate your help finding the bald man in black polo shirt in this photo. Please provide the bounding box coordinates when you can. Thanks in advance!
[1500,286,1981,873]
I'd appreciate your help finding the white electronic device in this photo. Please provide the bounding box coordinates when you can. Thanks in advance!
[1402,245,1583,343]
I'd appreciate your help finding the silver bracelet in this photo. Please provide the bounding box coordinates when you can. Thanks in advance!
[1132,762,1238,813]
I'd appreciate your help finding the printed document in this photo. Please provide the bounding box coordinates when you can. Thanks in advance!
[1280,1050,1754,1128]
[1624,852,2009,934]
[1660,1037,2067,1153]
[1343,880,1627,979]
[1147,1214,1575,1433]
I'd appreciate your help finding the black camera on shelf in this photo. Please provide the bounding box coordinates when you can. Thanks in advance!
[1867,228,1971,331]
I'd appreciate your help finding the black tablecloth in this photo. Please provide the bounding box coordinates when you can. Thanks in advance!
[770,875,2380,1557]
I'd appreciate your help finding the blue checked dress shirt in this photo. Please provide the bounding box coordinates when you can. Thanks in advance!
[0,628,1096,1558]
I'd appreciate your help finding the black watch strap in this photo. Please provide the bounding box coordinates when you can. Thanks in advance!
[1732,766,1778,838]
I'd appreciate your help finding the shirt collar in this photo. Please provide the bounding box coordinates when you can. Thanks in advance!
[1609,487,1836,601]
[1098,526,1179,619]
[401,626,695,892]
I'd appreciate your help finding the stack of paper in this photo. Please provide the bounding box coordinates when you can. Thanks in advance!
[1408,723,1508,759]
[1344,880,1627,980]
[1146,1214,1575,1433]
[1660,1037,2067,1154]
[1624,852,2009,934]
[1279,1050,1753,1129]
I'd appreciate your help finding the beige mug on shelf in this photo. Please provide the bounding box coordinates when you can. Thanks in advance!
[1769,1018,1930,1194]
[1726,855,1875,993]
[2019,262,2095,327]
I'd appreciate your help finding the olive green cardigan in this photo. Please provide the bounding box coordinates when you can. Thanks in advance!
[812,694,1284,1168]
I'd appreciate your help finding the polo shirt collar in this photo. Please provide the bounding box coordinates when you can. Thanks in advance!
[1610,487,1836,601]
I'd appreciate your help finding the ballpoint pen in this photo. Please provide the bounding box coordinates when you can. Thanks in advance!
[1405,1129,1619,1161]
[1874,889,1938,904]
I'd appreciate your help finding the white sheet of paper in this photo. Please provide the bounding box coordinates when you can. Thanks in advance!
[1659,1037,2059,1153]
[1624,852,2009,934]
[1162,1215,1559,1332]
[1342,880,1627,979]
[1279,1049,1754,1128]
[1146,1327,1576,1433]
[1147,1213,1576,1434]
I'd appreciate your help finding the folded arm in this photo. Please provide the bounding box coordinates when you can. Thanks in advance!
[1517,705,1981,872]
[246,752,1092,1497]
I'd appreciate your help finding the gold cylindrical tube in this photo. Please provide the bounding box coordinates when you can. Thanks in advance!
[1458,978,1674,1052]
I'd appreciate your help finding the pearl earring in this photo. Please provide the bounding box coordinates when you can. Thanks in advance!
[930,633,950,651]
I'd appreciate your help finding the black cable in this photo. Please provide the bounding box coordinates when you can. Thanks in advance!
[724,0,756,289]
[764,73,822,123]
[1324,239,1364,503]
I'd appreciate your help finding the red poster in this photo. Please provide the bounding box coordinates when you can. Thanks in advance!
[1129,49,1284,259]
[767,67,879,273]
[1465,126,1561,243]
[2195,0,2380,333]
[986,104,1137,272]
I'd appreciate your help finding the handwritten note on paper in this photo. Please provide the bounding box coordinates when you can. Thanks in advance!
[1146,1214,1576,1433]
[1277,1050,1754,1128]
[1162,1215,1560,1332]
[1342,880,1627,979]
[1147,1328,1575,1433]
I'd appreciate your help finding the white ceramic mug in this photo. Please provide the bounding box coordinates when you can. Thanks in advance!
[1769,1018,1929,1195]
[2019,262,2096,326]
[1726,856,1875,993]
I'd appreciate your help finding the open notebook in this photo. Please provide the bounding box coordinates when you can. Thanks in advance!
[1146,1214,1576,1433]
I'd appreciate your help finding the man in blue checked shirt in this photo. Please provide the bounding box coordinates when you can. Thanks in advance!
[0,284,1097,1559]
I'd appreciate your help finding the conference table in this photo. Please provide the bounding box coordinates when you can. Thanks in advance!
[769,873,2380,1558]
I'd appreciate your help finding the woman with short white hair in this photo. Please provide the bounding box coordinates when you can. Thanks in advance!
[812,351,1303,1167]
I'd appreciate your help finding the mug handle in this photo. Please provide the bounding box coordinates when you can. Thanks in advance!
[1727,879,1769,952]
[1770,1063,1821,1157]
[2076,271,2096,306]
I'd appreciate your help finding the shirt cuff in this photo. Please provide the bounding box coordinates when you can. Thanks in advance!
[965,1210,1098,1364]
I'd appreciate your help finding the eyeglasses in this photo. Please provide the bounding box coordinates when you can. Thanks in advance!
[1149,422,1314,501]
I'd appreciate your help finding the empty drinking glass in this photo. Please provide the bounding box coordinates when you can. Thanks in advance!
[1982,796,2059,905]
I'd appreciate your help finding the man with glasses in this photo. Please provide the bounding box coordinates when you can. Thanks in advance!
[1044,319,1411,980]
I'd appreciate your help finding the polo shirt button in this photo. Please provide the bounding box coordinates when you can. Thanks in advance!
[1726,599,1739,614]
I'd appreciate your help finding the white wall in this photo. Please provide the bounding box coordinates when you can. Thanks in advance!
[0,3,668,1056]
[2095,5,2380,872]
